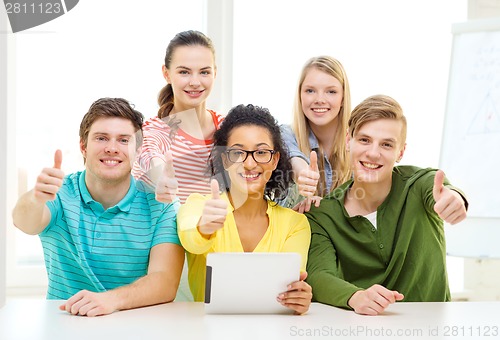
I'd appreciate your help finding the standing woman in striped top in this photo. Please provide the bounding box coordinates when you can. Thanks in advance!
[133,30,223,204]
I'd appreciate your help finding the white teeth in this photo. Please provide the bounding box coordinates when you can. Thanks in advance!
[241,173,259,178]
[103,160,119,165]
[312,108,328,113]
[361,162,379,169]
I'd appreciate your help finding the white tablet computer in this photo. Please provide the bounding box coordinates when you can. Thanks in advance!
[204,252,301,314]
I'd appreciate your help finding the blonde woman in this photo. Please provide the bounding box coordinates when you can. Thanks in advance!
[281,56,352,211]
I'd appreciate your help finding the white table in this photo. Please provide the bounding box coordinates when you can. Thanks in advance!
[1,299,500,340]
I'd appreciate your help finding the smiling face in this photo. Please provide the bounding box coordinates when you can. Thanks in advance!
[347,118,406,187]
[223,125,280,198]
[80,117,139,186]
[163,45,216,113]
[300,67,343,131]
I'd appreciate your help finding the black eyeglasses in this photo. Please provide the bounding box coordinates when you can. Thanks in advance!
[225,148,276,164]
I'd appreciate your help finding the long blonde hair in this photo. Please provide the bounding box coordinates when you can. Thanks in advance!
[291,56,351,196]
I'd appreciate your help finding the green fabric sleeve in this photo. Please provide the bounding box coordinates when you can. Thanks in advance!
[306,212,362,309]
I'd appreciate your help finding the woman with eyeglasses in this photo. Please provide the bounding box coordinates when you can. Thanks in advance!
[177,104,312,314]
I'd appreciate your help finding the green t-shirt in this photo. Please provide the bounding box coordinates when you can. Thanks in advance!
[305,166,466,309]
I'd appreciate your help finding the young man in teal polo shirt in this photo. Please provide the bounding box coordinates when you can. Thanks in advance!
[306,94,468,316]
[12,98,184,316]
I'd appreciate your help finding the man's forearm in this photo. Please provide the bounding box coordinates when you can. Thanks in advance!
[12,190,48,235]
[108,271,178,312]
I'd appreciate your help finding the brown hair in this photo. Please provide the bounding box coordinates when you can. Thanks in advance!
[79,97,144,149]
[157,30,216,119]
[348,94,407,145]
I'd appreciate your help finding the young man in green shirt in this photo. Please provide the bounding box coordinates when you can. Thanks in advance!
[305,94,468,316]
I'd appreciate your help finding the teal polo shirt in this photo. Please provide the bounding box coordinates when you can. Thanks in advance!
[40,171,180,299]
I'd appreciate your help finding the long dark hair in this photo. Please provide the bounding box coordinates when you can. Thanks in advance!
[208,104,293,202]
[157,30,216,119]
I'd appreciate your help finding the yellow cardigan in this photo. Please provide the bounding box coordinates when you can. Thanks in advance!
[177,192,311,302]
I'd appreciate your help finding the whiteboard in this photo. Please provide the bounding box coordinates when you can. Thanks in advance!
[440,19,500,218]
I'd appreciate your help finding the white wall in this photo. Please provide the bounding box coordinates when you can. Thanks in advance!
[0,6,7,308]
[231,0,467,168]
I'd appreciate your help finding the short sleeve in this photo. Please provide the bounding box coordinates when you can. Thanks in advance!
[280,124,309,162]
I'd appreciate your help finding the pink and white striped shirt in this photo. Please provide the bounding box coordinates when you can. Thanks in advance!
[133,110,224,203]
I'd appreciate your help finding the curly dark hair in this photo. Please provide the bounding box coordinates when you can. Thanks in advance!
[209,104,292,202]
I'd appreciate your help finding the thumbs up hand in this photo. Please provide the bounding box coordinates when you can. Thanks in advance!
[34,150,65,203]
[432,170,467,225]
[297,151,320,197]
[155,151,179,203]
[197,179,228,237]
